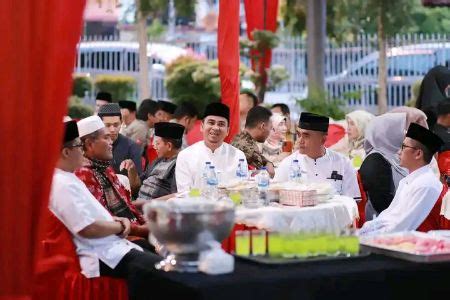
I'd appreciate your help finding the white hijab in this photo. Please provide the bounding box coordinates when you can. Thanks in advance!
[346,110,375,154]
[364,112,409,188]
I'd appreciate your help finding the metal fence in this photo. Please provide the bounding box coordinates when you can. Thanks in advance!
[75,33,450,111]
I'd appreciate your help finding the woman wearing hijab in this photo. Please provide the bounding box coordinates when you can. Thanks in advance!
[416,65,450,129]
[345,110,374,167]
[261,113,290,167]
[388,106,444,178]
[359,113,409,221]
[389,106,428,129]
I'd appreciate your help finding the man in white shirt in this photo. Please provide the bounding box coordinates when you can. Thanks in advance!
[176,102,247,192]
[49,120,159,280]
[274,112,360,199]
[359,123,445,235]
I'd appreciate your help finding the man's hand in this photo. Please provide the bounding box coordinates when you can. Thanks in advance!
[120,159,137,177]
[266,162,275,178]
[113,217,131,238]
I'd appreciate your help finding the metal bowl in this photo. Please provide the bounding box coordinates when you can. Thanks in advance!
[143,198,235,272]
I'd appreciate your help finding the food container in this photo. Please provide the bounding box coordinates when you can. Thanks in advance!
[360,231,450,263]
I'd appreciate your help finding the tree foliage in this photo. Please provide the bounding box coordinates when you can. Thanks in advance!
[138,0,195,18]
[72,75,93,98]
[165,56,250,113]
[240,30,289,101]
[94,75,136,101]
[297,89,347,121]
[68,96,94,119]
[282,0,449,41]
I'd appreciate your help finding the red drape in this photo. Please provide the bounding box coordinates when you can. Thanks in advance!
[0,1,86,298]
[218,0,241,142]
[244,0,279,87]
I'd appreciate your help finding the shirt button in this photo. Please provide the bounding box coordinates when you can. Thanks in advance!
[315,174,318,176]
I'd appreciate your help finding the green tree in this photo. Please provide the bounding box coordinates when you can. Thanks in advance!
[68,96,94,119]
[281,0,449,40]
[240,30,289,102]
[136,0,195,99]
[165,56,250,113]
[282,0,418,114]
[334,0,416,114]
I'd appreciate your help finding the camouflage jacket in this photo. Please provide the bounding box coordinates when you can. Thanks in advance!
[232,131,270,169]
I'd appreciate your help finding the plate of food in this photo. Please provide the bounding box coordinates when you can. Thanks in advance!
[360,231,450,263]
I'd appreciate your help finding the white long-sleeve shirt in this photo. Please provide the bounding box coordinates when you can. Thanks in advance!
[274,149,360,199]
[359,165,443,236]
[175,141,247,192]
[49,169,142,278]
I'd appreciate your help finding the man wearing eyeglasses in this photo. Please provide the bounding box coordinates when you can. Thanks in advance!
[359,123,445,235]
[48,120,161,281]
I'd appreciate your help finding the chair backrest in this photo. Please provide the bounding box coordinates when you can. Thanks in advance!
[33,211,128,300]
[356,170,368,228]
[417,184,449,232]
[438,151,450,186]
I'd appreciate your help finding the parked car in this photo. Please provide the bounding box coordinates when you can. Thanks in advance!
[75,41,187,75]
[324,43,450,108]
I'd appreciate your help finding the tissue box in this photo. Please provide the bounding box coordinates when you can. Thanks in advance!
[279,189,318,207]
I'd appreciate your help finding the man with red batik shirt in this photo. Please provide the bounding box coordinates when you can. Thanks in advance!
[75,116,151,249]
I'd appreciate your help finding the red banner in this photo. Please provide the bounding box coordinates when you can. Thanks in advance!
[0,1,86,298]
[244,0,279,86]
[218,0,241,142]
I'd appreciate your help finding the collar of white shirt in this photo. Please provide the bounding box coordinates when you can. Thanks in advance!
[403,164,430,185]
[303,148,329,162]
[201,141,225,154]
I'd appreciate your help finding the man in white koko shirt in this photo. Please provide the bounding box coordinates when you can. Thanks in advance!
[176,102,247,192]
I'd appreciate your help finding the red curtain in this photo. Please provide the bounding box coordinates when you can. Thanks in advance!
[218,0,241,142]
[0,1,86,299]
[244,0,279,86]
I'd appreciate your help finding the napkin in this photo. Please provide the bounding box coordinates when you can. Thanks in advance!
[198,241,234,275]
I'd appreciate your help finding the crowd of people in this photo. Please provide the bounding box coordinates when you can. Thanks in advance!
[43,65,450,287]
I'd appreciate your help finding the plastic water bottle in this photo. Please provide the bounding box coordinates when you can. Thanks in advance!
[205,166,219,200]
[236,158,248,181]
[202,162,212,187]
[289,159,301,182]
[257,167,270,206]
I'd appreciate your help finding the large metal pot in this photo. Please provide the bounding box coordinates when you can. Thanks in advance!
[144,198,235,272]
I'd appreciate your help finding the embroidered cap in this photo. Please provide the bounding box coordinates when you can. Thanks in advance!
[77,115,105,138]
[98,103,121,118]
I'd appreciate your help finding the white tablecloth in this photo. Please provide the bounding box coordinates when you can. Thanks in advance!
[235,196,359,234]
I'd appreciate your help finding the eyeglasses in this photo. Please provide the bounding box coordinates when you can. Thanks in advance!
[401,143,418,151]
